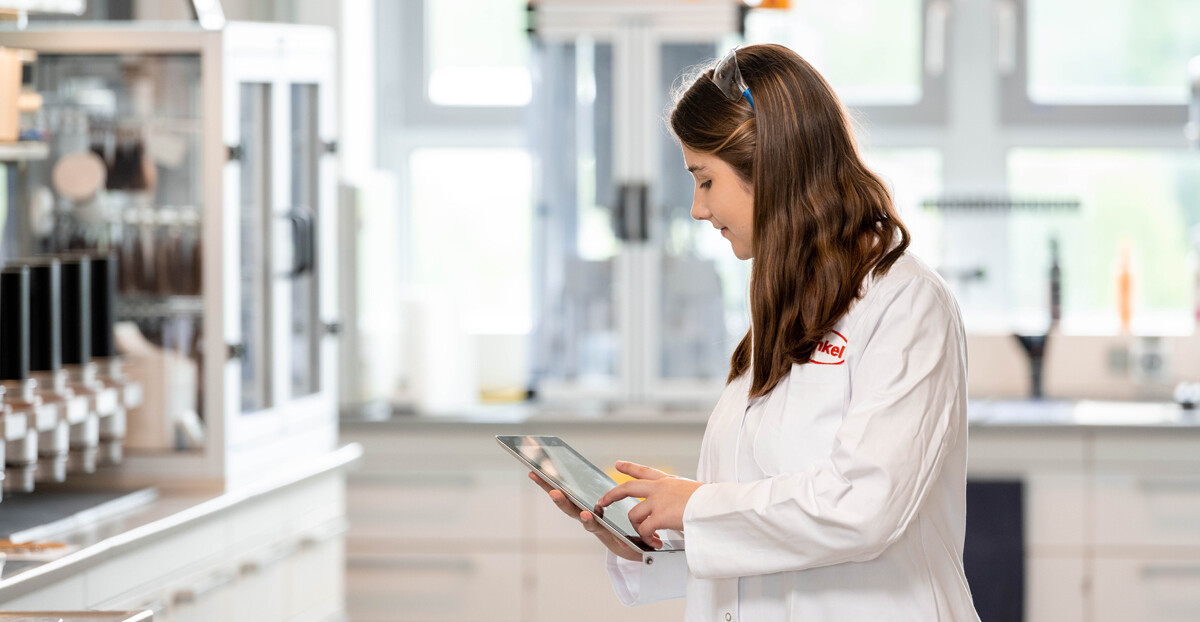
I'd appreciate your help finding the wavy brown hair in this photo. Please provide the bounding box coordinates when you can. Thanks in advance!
[670,44,910,398]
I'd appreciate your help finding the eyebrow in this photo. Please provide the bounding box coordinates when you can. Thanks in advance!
[686,164,706,173]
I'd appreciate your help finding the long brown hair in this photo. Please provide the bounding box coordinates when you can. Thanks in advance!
[669,44,910,398]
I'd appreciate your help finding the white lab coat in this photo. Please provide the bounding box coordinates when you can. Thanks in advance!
[607,253,980,621]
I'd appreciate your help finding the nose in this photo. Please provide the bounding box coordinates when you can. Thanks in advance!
[690,193,711,222]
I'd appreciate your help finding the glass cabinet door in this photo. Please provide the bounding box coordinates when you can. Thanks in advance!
[17,51,207,449]
[286,83,321,399]
[532,40,622,395]
[532,34,745,406]
[655,43,750,388]
[238,82,273,413]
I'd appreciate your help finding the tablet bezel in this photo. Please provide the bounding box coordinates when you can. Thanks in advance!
[496,434,684,554]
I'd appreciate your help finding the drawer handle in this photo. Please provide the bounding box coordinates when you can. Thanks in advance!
[240,543,293,576]
[346,556,474,573]
[350,472,476,487]
[1143,564,1200,578]
[1138,478,1200,492]
[172,570,236,605]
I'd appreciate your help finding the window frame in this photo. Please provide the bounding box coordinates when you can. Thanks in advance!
[378,0,527,128]
[743,0,951,125]
[998,0,1191,126]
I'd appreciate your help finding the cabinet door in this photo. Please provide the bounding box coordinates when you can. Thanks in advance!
[232,550,288,622]
[223,24,338,453]
[1094,557,1200,622]
[346,552,525,622]
[1025,555,1086,622]
[270,30,338,426]
[347,468,525,543]
[233,79,275,417]
[1094,469,1200,548]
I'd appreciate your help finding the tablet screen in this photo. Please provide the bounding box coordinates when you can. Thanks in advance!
[497,435,683,551]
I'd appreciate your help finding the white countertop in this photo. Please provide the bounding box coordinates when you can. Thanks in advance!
[0,443,362,601]
[341,400,1200,430]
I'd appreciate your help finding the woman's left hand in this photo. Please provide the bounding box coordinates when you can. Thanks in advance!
[597,461,704,549]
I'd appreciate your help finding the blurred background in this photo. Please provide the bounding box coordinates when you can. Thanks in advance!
[0,1,1199,621]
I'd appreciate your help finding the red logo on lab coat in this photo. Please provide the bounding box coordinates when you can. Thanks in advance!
[809,330,848,365]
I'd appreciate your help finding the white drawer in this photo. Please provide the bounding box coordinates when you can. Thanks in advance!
[1025,472,1088,547]
[346,552,524,622]
[1025,555,1086,622]
[232,547,288,622]
[1093,434,1200,463]
[530,549,685,622]
[348,468,525,542]
[1094,469,1200,547]
[85,516,229,603]
[283,534,344,621]
[967,430,1086,473]
[168,574,237,622]
[1093,556,1200,622]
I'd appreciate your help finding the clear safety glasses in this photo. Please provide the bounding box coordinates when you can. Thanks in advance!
[712,47,755,110]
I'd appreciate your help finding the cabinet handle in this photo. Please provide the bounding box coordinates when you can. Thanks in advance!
[172,570,236,605]
[286,205,316,277]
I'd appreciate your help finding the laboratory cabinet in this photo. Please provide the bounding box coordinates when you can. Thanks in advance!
[343,418,1200,622]
[0,22,340,488]
[0,465,349,622]
[342,423,694,622]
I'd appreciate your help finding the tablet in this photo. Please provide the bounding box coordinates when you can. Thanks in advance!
[496,435,684,553]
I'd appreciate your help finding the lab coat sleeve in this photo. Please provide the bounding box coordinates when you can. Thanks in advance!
[681,275,967,580]
[606,547,689,606]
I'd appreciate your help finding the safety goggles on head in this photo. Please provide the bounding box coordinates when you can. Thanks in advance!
[712,47,755,110]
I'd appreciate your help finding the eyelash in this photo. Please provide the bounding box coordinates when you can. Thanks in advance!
[699,180,712,189]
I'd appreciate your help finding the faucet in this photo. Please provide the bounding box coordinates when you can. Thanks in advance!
[1013,334,1049,400]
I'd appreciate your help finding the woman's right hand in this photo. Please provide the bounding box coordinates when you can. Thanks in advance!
[528,471,642,562]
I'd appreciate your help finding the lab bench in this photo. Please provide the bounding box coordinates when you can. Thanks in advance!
[340,402,1200,622]
[0,443,361,622]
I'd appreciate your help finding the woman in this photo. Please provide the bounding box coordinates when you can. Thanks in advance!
[531,44,979,621]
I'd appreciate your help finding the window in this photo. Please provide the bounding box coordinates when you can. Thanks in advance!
[409,148,533,333]
[1026,0,1200,104]
[1007,149,1200,334]
[744,0,947,123]
[426,0,532,106]
[1001,0,1200,123]
[861,148,943,262]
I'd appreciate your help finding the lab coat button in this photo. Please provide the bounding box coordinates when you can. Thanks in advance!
[725,614,732,621]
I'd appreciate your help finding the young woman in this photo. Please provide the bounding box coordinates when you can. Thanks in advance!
[531,43,980,621]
